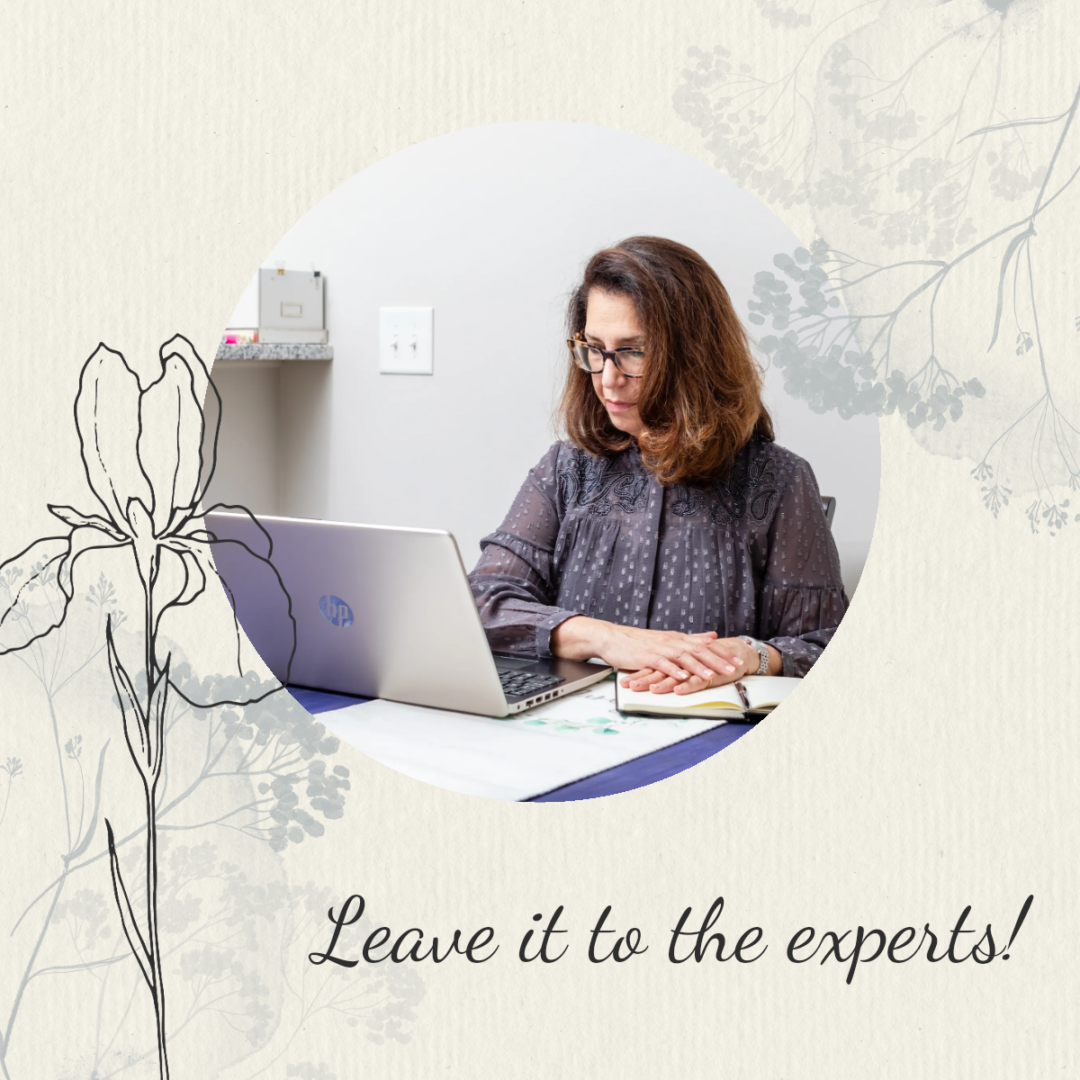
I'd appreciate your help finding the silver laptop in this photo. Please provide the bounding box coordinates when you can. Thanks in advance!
[205,512,612,716]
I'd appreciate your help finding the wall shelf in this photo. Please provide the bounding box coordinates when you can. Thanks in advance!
[214,343,333,363]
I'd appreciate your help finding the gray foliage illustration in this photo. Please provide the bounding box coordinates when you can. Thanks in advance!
[674,0,1080,533]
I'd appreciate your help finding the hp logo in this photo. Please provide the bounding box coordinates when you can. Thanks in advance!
[319,595,354,628]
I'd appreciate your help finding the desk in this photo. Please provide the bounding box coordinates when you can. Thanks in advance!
[290,686,755,802]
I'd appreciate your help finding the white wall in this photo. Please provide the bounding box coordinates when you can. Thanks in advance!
[210,364,281,514]
[214,122,879,590]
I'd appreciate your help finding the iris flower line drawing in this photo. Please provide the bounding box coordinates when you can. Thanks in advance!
[0,335,297,1079]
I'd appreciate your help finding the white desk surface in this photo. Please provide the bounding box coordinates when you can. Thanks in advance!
[319,677,727,801]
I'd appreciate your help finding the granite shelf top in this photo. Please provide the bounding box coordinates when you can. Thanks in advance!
[214,343,333,362]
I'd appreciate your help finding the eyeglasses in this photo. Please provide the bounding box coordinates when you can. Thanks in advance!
[567,337,646,378]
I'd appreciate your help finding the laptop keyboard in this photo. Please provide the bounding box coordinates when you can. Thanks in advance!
[498,670,565,698]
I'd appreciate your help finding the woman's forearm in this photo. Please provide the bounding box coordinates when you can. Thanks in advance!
[550,615,610,661]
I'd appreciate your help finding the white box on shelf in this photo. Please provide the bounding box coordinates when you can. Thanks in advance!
[259,269,325,330]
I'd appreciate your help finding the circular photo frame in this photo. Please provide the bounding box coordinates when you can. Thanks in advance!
[209,121,880,802]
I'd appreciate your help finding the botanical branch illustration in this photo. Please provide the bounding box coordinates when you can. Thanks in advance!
[234,884,424,1079]
[747,238,986,426]
[42,840,415,1079]
[674,1,1080,532]
[1,661,361,1078]
[0,758,21,834]
[0,336,298,1079]
[969,77,1080,534]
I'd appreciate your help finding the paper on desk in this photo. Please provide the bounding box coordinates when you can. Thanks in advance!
[318,677,727,801]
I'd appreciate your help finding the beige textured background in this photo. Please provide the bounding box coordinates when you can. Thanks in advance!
[1,1,1075,1077]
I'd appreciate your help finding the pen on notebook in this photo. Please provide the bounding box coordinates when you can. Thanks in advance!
[734,681,750,710]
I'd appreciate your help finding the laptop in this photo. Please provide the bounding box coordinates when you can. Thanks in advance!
[204,512,612,716]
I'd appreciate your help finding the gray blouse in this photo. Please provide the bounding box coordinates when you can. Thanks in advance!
[467,438,849,677]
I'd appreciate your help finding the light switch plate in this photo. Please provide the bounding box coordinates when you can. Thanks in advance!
[379,307,433,374]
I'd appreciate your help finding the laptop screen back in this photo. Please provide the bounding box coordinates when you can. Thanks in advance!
[205,513,507,715]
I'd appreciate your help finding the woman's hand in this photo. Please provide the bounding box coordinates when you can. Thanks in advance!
[551,617,749,686]
[620,637,782,695]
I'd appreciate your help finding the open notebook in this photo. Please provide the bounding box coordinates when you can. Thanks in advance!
[615,675,801,720]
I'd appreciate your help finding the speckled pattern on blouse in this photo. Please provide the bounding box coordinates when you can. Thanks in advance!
[467,438,849,677]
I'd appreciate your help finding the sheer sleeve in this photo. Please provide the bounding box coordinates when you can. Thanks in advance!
[468,444,582,658]
[758,453,850,677]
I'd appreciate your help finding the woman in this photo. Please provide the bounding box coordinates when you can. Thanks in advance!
[468,236,848,696]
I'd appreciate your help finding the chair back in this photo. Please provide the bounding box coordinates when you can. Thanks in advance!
[821,496,836,528]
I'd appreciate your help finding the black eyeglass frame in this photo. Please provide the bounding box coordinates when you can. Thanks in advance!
[567,337,647,379]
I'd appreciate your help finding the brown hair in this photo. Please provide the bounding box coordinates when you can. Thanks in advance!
[560,236,773,486]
